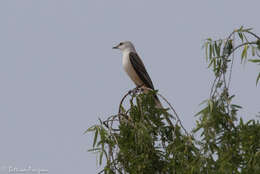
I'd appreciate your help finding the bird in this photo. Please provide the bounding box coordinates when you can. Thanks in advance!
[113,41,162,108]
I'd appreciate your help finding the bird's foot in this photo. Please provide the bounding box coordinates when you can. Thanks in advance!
[128,86,142,95]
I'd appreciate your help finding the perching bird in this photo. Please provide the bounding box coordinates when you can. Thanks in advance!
[113,41,162,108]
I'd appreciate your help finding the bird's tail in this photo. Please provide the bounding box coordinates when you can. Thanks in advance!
[154,95,163,109]
[154,94,175,126]
[142,87,163,109]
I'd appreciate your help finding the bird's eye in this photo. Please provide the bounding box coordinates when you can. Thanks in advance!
[119,42,123,46]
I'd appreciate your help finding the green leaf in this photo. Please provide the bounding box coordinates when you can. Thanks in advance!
[231,104,242,109]
[84,125,96,134]
[99,151,104,166]
[212,44,216,57]
[256,72,260,86]
[88,148,101,152]
[241,44,248,61]
[214,41,220,57]
[93,128,99,147]
[252,46,256,56]
[195,106,208,116]
[199,99,209,106]
[120,105,126,113]
[248,59,260,63]
[208,58,214,68]
[208,99,213,113]
[205,42,209,61]
[213,58,216,70]
[244,27,253,31]
[226,40,233,55]
[257,39,260,49]
[238,32,244,42]
[238,26,244,31]
[206,38,212,42]
[209,44,213,59]
[99,126,105,140]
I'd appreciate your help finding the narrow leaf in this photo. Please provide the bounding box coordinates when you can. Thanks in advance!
[208,58,214,68]
[231,104,242,109]
[93,128,99,147]
[209,44,213,59]
[256,72,260,86]
[208,99,213,113]
[257,39,260,50]
[241,44,248,61]
[252,46,256,56]
[88,148,101,152]
[199,99,209,106]
[248,59,260,63]
[238,32,244,42]
[214,41,220,57]
[84,125,96,134]
[195,106,208,116]
[205,42,209,61]
[99,151,104,166]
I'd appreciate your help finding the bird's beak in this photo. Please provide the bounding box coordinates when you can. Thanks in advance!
[112,44,119,49]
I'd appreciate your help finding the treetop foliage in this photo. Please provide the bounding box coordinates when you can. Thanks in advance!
[87,26,260,174]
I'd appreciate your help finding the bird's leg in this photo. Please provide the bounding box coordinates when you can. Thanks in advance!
[128,88,137,95]
[137,84,145,92]
[128,84,144,95]
[135,84,145,93]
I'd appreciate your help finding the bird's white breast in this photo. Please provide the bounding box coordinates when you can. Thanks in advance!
[122,52,143,86]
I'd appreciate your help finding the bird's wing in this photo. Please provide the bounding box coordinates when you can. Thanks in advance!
[129,52,155,90]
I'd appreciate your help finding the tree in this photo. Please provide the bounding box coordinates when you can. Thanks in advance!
[86,26,260,174]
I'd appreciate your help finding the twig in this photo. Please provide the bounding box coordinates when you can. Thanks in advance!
[210,77,218,98]
[227,45,235,89]
[157,93,189,136]
[245,30,260,40]
[227,42,257,58]
[118,87,189,136]
[118,90,132,122]
[210,76,221,98]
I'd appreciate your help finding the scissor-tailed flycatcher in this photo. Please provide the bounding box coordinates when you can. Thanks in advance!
[113,41,162,108]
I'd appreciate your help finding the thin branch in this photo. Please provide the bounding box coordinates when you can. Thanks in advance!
[157,93,189,136]
[245,30,260,40]
[227,45,235,89]
[210,76,221,98]
[118,90,132,122]
[118,87,189,136]
[209,77,217,97]
[227,41,257,58]
[222,30,236,57]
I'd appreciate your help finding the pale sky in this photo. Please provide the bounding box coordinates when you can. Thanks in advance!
[0,0,259,173]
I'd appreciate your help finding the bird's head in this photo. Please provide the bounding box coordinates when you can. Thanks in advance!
[113,41,136,52]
